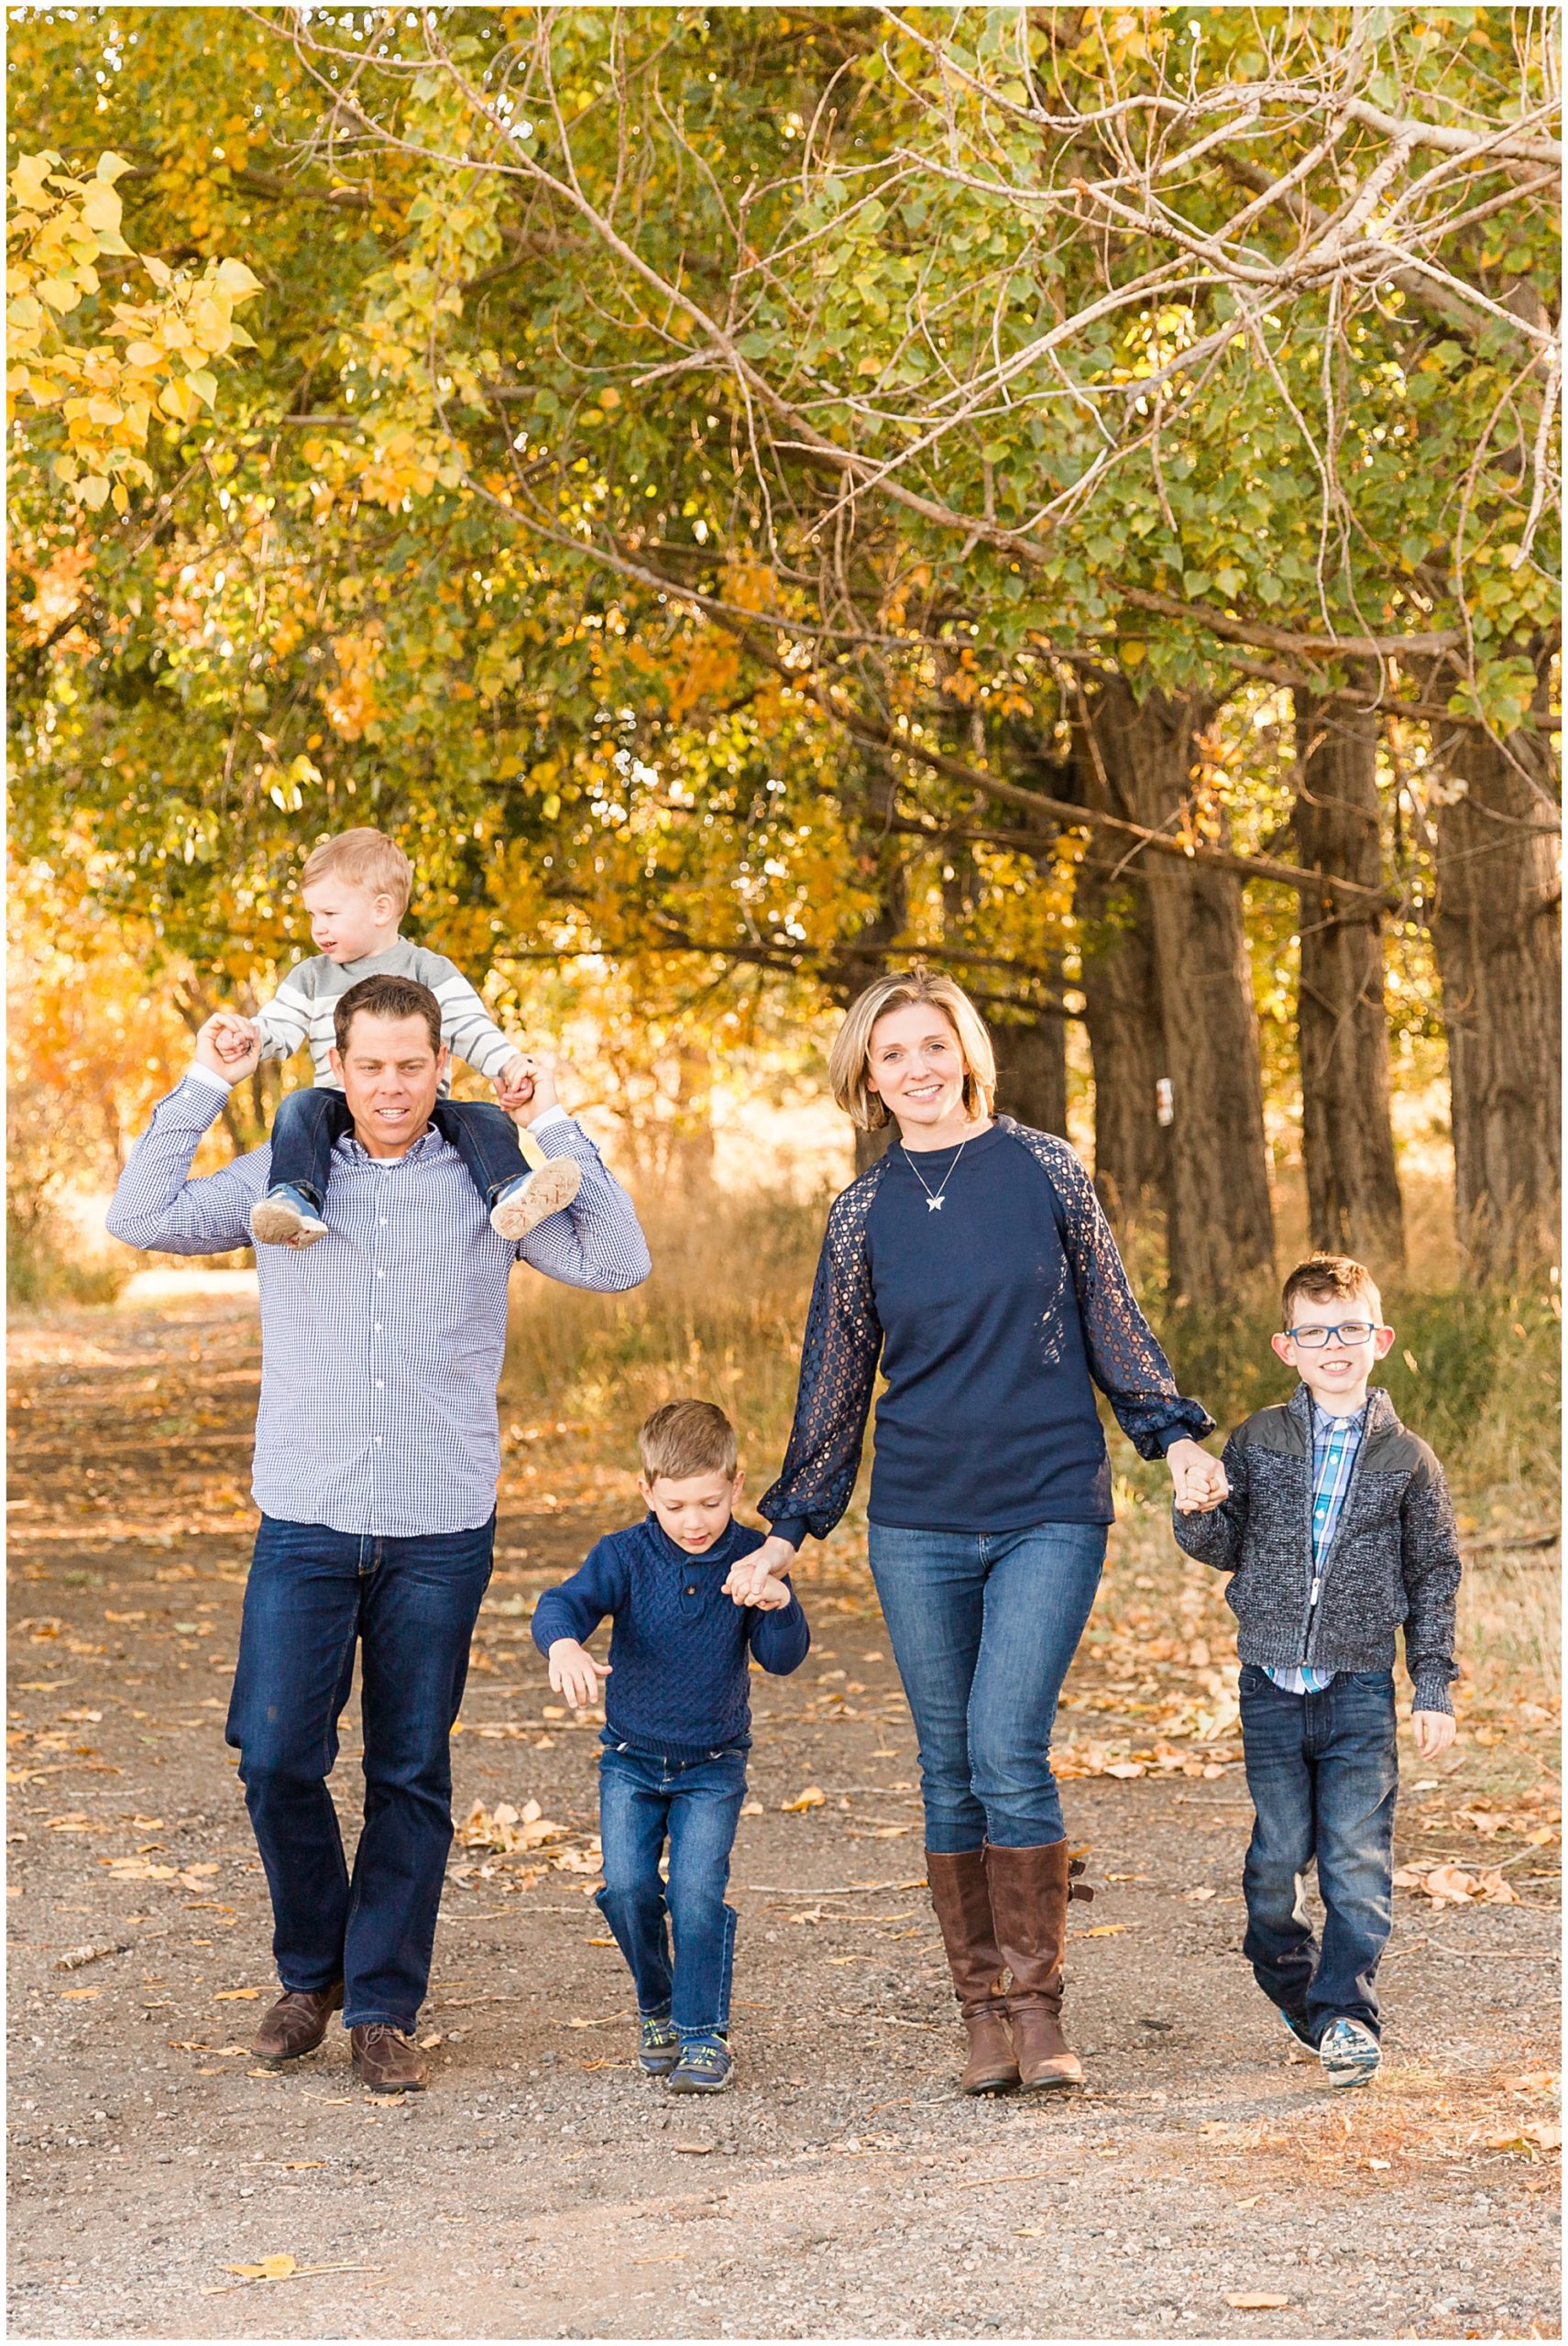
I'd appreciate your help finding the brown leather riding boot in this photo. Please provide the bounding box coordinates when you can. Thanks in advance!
[250,1981,343,2063]
[984,1840,1088,2090]
[926,1847,1019,2095]
[350,2023,428,2094]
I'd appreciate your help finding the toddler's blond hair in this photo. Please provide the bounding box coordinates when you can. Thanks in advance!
[300,828,412,918]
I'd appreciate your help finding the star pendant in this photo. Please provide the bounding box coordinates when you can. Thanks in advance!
[926,1195,945,1211]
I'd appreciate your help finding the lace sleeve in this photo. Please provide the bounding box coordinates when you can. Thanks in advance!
[760,1168,886,1541]
[1008,1123,1215,1461]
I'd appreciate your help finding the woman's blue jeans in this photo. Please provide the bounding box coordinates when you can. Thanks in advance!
[867,1520,1107,1853]
[225,1512,494,2031]
[596,1741,748,2039]
[1238,1663,1398,2041]
[269,1086,527,1210]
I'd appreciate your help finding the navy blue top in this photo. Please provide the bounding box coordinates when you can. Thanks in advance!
[531,1514,810,1760]
[762,1119,1213,1546]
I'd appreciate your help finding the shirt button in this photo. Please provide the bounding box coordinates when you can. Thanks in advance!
[379,1218,388,1227]
[685,1585,696,1595]
[377,1268,385,1278]
[375,1437,383,1446]
[374,1323,382,1333]
[376,1379,384,1389]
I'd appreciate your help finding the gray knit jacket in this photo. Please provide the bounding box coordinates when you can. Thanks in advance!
[1172,1385,1462,1715]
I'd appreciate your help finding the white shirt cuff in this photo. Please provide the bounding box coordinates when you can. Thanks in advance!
[530,1105,570,1135]
[185,1064,234,1097]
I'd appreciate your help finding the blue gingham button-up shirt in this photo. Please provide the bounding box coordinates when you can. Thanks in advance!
[1266,1401,1366,1694]
[105,1072,652,1538]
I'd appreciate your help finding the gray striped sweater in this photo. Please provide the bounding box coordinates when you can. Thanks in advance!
[1173,1385,1462,1715]
[254,939,516,1095]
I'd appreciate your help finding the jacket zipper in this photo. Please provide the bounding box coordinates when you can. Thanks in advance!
[1299,1397,1375,1668]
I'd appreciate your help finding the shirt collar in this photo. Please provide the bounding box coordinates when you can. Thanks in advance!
[334,1122,448,1166]
[643,1512,746,1571]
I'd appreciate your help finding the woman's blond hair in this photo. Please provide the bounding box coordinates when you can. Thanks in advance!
[828,965,997,1131]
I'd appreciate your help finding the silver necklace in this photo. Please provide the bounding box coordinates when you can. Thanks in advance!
[904,1134,970,1212]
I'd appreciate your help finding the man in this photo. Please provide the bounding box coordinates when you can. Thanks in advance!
[106,974,651,2090]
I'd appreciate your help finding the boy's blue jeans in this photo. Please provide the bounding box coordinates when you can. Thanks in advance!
[1238,1663,1398,2042]
[226,1511,493,2031]
[867,1519,1107,1850]
[269,1087,527,1209]
[595,1740,748,2039]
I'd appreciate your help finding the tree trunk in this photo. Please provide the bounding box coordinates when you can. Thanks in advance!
[1428,724,1561,1266]
[1293,685,1405,1270]
[992,1004,1068,1135]
[1074,674,1275,1301]
[1073,850,1168,1241]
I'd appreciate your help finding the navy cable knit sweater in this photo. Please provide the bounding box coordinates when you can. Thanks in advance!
[531,1515,810,1760]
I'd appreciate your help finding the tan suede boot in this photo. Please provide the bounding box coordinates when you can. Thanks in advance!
[926,1848,1020,2095]
[984,1839,1089,2090]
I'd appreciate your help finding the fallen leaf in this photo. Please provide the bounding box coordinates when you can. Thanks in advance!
[1226,2291,1290,2310]
[280,2161,324,2171]
[1503,2072,1558,2093]
[224,2255,298,2280]
[1182,1886,1217,1903]
[739,1800,763,1816]
[55,1938,130,1970]
[671,2141,716,2155]
[782,1785,826,1813]
[1082,1923,1125,1937]
[1486,2122,1562,2154]
[214,1986,267,2001]
[59,1986,101,2000]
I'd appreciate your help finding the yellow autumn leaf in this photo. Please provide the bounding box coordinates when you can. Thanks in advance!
[1226,2292,1290,2310]
[782,1785,825,1812]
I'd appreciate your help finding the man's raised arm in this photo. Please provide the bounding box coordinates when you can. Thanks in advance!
[506,1059,651,1295]
[105,1019,270,1257]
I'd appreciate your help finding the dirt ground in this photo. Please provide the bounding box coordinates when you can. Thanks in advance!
[7,1286,1562,2341]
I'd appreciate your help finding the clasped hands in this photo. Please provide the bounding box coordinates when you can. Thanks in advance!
[1167,1436,1229,1517]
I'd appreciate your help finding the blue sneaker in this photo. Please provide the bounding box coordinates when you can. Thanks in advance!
[249,1184,327,1248]
[1319,2016,1380,2088]
[667,2035,733,2094]
[1281,2006,1316,2049]
[638,2014,681,2077]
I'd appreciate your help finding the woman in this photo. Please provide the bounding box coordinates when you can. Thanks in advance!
[729,967,1224,2096]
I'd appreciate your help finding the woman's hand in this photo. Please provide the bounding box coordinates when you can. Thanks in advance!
[724,1534,798,1606]
[1167,1437,1228,1516]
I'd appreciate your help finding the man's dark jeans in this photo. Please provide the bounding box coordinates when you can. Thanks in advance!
[1238,1663,1398,2043]
[226,1513,494,2030]
[595,1740,748,2039]
[269,1087,527,1210]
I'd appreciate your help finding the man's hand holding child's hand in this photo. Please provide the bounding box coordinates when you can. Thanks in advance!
[195,1013,263,1085]
[1411,1709,1457,1760]
[547,1638,611,1713]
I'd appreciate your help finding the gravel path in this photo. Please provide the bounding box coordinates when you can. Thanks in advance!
[7,1289,1561,2340]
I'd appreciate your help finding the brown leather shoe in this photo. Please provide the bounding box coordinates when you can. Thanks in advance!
[985,1840,1088,2090]
[350,2023,428,2094]
[251,1982,343,2064]
[926,1848,1019,2095]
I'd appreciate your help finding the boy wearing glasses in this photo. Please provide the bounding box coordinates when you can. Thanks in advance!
[1174,1254,1462,2088]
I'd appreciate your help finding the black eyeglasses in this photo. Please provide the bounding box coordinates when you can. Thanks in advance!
[1283,1321,1379,1348]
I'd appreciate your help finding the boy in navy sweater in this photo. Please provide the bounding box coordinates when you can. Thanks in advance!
[532,1400,809,2093]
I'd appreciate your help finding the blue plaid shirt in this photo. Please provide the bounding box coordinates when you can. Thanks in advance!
[1265,1400,1365,1694]
[105,1071,651,1538]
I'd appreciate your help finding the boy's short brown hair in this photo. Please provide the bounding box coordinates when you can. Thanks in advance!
[301,827,412,918]
[639,1400,738,1484]
[1281,1253,1384,1329]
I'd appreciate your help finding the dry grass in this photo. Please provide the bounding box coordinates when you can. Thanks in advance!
[502,1179,1562,1718]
